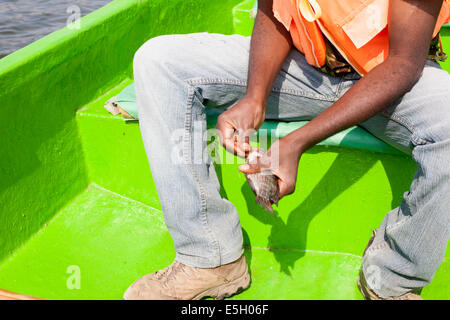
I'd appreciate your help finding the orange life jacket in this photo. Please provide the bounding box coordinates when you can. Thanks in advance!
[273,0,450,75]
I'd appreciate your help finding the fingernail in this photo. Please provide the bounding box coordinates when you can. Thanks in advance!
[239,164,249,171]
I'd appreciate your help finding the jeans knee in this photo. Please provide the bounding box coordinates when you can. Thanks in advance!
[434,118,450,143]
[413,117,450,151]
[133,35,175,75]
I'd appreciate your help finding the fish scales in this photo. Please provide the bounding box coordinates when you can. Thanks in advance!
[244,150,280,214]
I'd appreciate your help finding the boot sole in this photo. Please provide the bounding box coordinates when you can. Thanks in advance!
[192,272,251,300]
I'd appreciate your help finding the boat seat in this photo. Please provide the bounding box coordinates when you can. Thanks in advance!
[104,82,404,156]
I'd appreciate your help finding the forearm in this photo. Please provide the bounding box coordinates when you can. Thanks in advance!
[286,57,423,153]
[246,0,292,106]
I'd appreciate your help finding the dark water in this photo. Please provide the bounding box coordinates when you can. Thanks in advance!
[0,0,112,59]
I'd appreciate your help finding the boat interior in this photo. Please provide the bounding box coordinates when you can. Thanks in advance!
[0,0,448,299]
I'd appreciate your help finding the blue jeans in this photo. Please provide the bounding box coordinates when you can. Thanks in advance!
[133,33,450,298]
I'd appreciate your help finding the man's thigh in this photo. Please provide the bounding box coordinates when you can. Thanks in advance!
[140,32,347,120]
[359,61,450,154]
[265,52,358,121]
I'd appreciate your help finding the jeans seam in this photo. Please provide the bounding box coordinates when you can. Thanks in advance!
[334,76,348,98]
[183,84,222,264]
[385,215,412,233]
[380,110,416,136]
[378,110,433,147]
[186,77,339,102]
[365,240,389,254]
[335,72,361,96]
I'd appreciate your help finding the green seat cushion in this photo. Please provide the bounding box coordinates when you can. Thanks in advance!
[116,83,139,120]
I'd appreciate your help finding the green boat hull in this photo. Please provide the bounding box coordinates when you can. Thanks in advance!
[0,0,448,299]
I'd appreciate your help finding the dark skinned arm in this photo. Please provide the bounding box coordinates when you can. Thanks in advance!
[246,0,292,104]
[240,0,444,197]
[216,0,292,157]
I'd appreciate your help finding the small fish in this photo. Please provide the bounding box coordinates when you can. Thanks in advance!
[244,150,280,214]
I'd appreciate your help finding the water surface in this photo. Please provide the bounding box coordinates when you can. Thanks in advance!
[0,0,112,58]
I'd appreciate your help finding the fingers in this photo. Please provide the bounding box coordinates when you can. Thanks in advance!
[216,118,243,157]
[236,130,255,157]
[234,133,252,158]
[239,148,271,174]
[278,180,295,198]
[238,162,261,174]
[226,136,247,158]
[216,117,255,158]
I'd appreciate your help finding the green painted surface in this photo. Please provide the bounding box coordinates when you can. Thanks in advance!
[0,0,242,263]
[440,26,450,72]
[77,79,162,209]
[0,0,449,299]
[0,183,363,300]
[0,183,447,300]
[232,0,257,36]
[0,184,173,300]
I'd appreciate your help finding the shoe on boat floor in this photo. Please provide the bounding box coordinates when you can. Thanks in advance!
[123,255,250,300]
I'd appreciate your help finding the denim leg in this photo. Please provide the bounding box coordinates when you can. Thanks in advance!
[133,33,344,268]
[133,34,248,268]
[360,61,450,298]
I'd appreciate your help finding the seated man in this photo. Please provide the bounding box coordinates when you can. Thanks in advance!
[124,0,450,300]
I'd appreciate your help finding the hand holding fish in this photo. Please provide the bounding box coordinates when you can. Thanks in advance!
[216,96,266,158]
[239,137,302,201]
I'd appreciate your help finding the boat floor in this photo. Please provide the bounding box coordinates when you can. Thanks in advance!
[0,183,448,299]
[0,183,365,299]
[1,78,448,299]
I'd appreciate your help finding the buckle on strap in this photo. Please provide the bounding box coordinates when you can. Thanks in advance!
[298,0,322,22]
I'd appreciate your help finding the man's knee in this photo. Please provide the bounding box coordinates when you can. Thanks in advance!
[133,35,176,74]
[405,64,450,145]
[416,117,450,147]
[432,117,450,143]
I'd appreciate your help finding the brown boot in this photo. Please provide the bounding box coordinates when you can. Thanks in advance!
[123,255,250,300]
[357,269,422,300]
[357,230,423,300]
